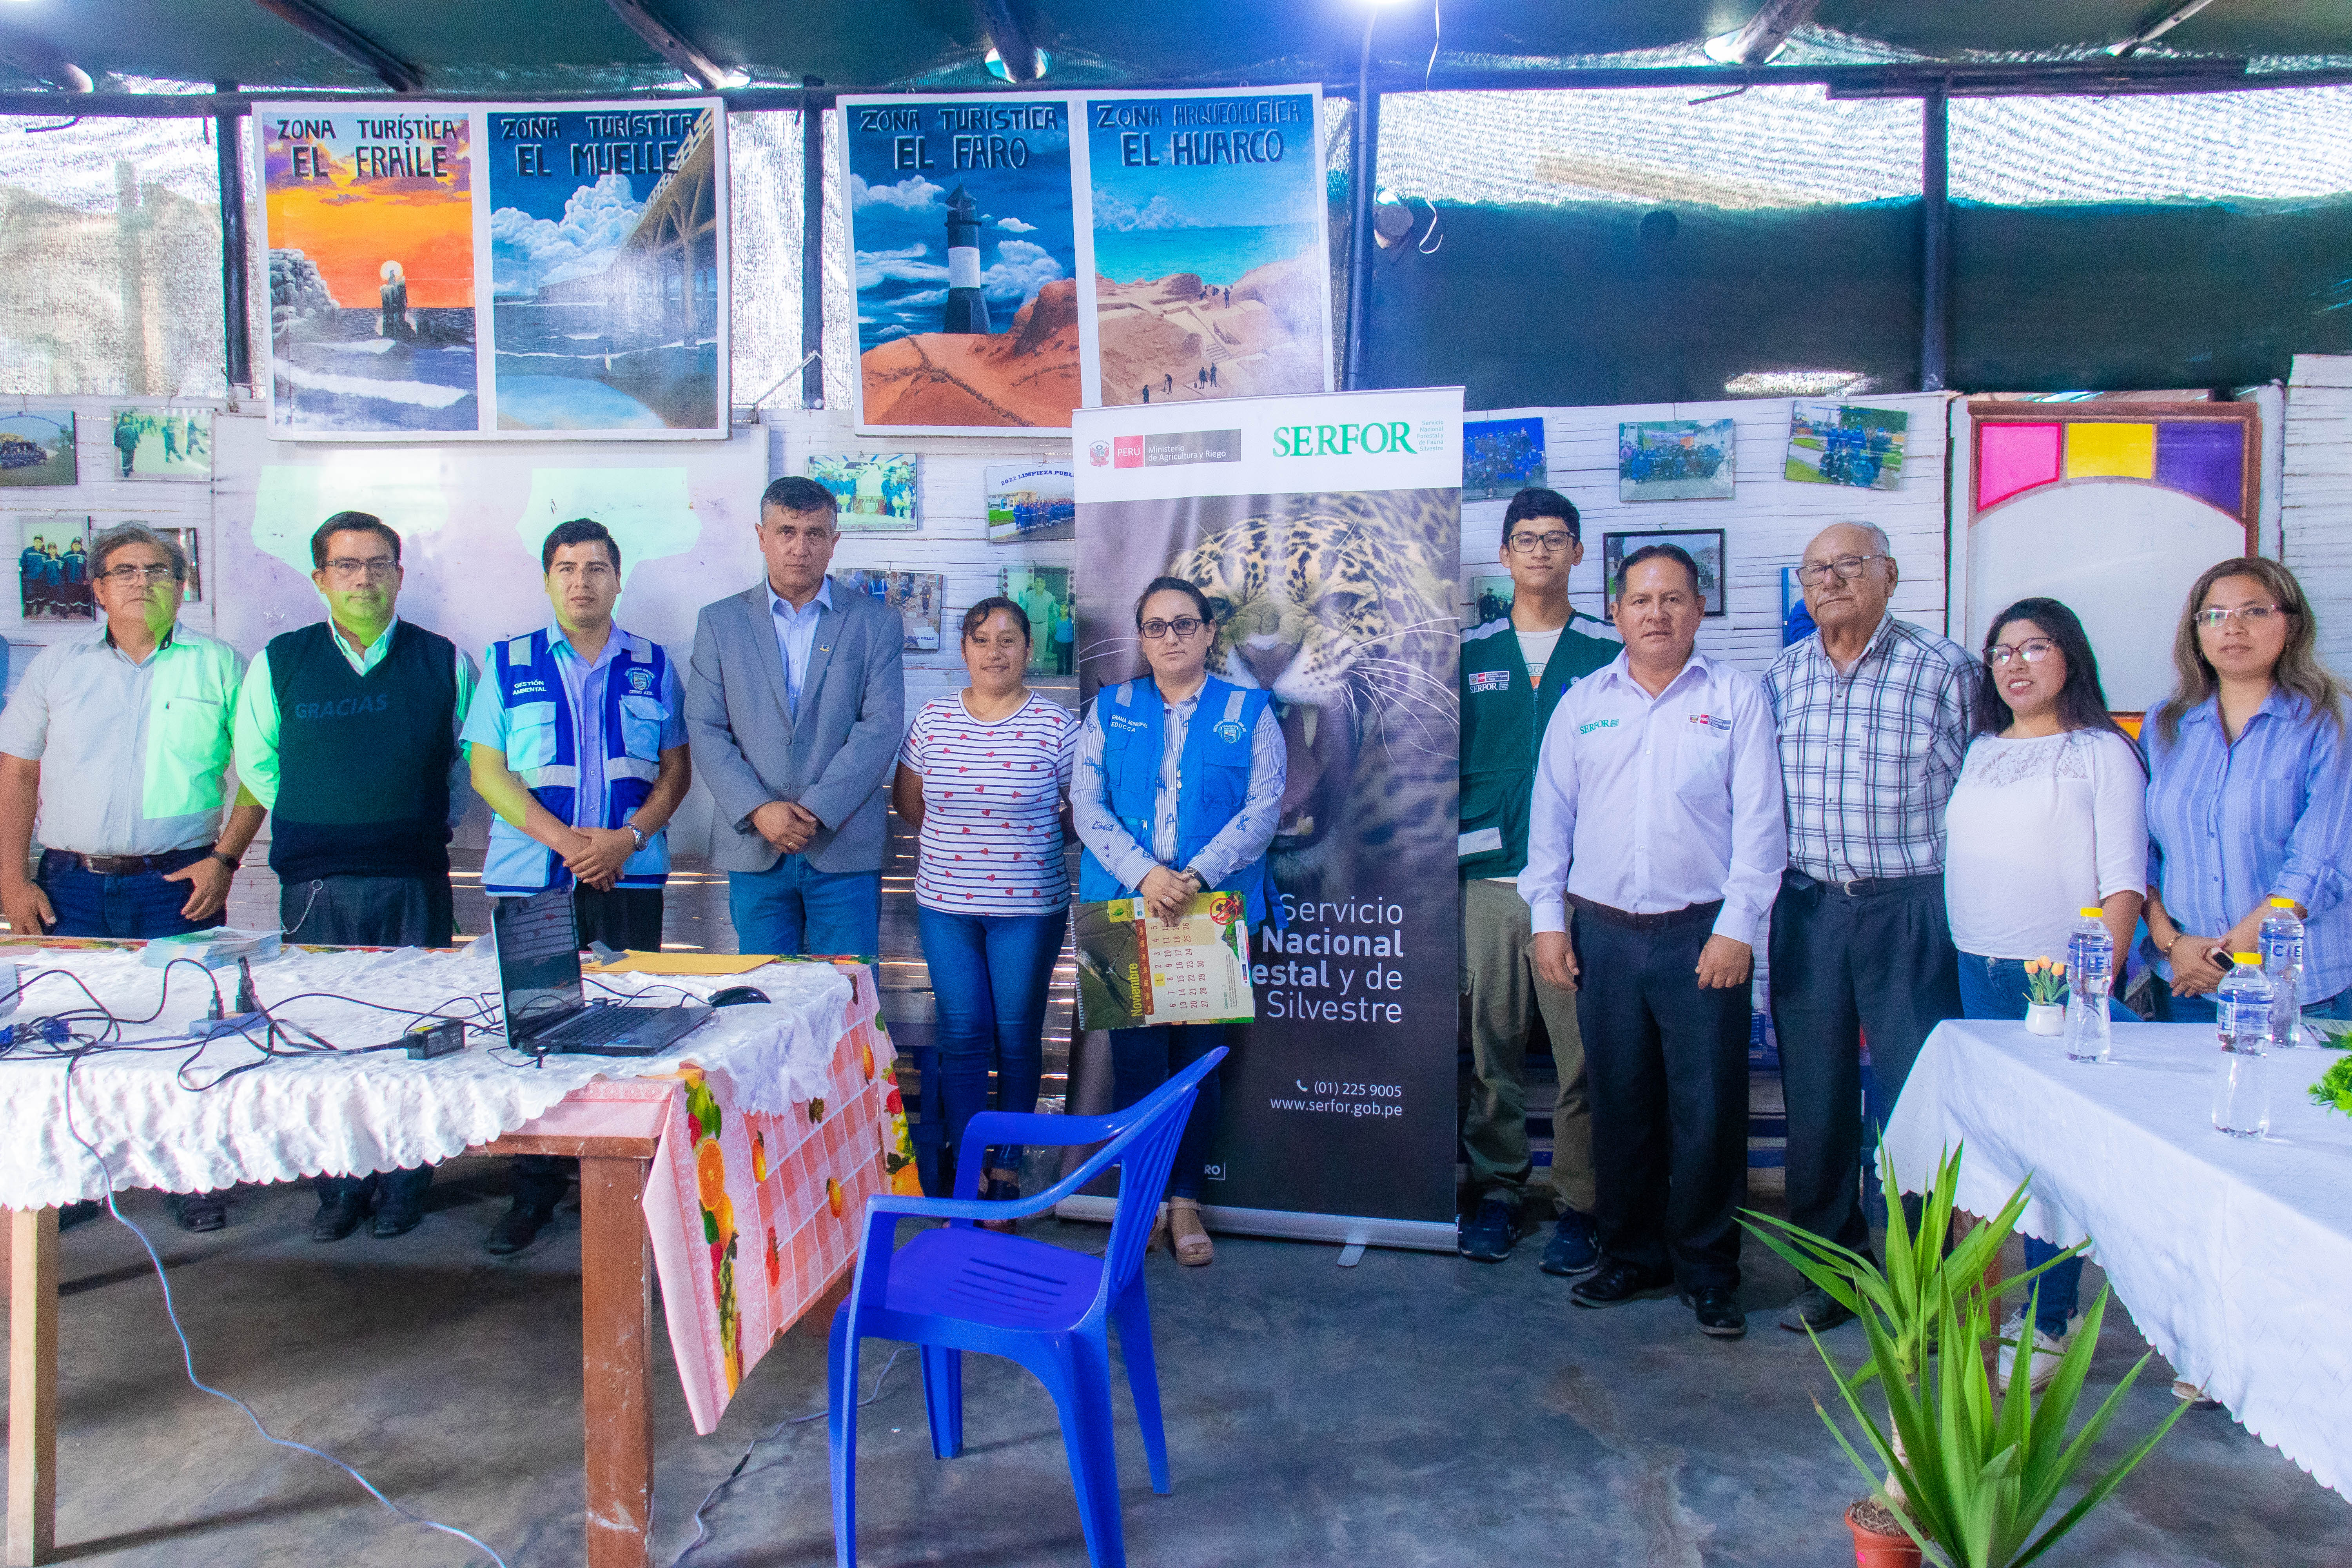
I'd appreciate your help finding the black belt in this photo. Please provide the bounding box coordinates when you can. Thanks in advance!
[47,847,209,877]
[1568,893,1722,932]
[1785,869,1942,899]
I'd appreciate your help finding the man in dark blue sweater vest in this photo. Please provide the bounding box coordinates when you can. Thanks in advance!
[233,512,479,1242]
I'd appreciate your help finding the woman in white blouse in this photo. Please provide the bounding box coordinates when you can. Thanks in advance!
[1943,594,2145,1392]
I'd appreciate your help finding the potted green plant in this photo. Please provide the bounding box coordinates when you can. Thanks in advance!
[1745,1145,2187,1567]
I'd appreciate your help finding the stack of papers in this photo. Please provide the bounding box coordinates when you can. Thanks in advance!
[141,926,284,970]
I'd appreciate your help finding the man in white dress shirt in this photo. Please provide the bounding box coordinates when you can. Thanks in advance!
[1521,544,1786,1339]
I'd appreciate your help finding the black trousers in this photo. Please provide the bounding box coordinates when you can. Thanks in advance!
[1767,870,1962,1253]
[572,885,664,951]
[1572,906,1751,1290]
[512,887,666,1210]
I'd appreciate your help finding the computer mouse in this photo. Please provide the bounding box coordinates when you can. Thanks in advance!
[708,985,770,1009]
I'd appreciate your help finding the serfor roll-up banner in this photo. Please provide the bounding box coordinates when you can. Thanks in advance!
[1064,387,1463,1250]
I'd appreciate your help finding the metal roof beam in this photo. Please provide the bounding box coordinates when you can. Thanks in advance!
[2110,0,2220,56]
[979,0,1045,82]
[248,0,422,93]
[602,0,743,91]
[0,57,2319,118]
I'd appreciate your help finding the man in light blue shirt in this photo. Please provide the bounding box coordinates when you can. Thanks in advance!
[466,518,690,1254]
[1522,544,1786,1340]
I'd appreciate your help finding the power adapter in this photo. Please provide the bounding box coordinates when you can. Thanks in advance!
[404,1019,465,1060]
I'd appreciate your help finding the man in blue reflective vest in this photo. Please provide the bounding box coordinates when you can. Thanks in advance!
[463,516,691,1254]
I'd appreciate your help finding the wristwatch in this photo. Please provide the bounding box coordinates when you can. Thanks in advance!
[627,824,648,852]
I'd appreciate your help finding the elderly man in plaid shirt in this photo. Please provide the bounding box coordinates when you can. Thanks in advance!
[1763,521,1980,1333]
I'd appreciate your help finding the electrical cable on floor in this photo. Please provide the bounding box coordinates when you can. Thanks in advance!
[668,1347,908,1568]
[57,1051,514,1568]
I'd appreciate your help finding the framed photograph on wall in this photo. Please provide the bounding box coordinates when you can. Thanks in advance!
[11,513,93,622]
[0,410,76,488]
[157,526,204,602]
[1603,528,1726,618]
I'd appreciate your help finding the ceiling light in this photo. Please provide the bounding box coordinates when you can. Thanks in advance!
[984,44,1051,81]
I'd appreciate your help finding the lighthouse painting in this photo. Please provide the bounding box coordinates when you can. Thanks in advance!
[841,97,1081,433]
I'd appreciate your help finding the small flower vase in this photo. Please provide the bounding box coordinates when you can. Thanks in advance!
[2026,1002,2065,1036]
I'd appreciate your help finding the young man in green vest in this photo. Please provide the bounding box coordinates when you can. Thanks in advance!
[1458,488,1619,1269]
[233,510,479,1243]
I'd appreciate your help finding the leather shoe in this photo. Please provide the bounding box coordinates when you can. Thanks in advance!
[169,1193,228,1233]
[312,1192,370,1243]
[1686,1286,1747,1339]
[1570,1259,1675,1308]
[1779,1285,1857,1333]
[371,1199,425,1239]
[485,1202,555,1255]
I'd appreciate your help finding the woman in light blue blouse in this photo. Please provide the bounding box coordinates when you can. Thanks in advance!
[2143,557,2352,1023]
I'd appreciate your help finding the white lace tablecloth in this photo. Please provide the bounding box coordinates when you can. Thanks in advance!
[1882,1019,2352,1499]
[0,944,851,1210]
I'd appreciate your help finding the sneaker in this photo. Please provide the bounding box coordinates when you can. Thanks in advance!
[1457,1196,1521,1263]
[1996,1308,2076,1393]
[1539,1209,1602,1278]
[1779,1285,1857,1334]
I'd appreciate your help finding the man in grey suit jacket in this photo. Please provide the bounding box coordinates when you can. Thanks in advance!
[686,475,906,958]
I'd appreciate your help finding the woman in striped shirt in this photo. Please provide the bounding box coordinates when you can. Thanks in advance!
[893,598,1078,1224]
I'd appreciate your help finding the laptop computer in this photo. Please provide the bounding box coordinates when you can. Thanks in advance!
[491,889,711,1057]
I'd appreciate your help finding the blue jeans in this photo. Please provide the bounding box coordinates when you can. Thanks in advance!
[917,905,1066,1191]
[1958,950,2140,1332]
[2153,983,2352,1025]
[38,849,223,939]
[1110,1023,1229,1203]
[728,855,880,960]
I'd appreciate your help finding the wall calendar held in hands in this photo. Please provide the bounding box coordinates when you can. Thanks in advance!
[1074,891,1254,1031]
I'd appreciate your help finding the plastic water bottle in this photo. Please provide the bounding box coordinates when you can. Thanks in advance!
[2260,897,2304,1051]
[2064,907,2113,1063]
[2212,952,2272,1139]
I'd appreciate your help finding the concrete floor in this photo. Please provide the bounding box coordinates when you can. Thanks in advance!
[11,1170,2347,1568]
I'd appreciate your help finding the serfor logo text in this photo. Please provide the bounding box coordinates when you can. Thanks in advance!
[1274,421,1416,457]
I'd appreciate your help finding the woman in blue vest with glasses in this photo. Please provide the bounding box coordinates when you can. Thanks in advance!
[1074,576,1285,1266]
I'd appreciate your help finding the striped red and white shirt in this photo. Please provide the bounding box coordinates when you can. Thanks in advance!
[900,690,1078,915]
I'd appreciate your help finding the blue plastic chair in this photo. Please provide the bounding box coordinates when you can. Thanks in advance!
[828,1046,1227,1568]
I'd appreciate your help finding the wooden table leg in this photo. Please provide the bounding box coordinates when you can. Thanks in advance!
[7,1207,58,1568]
[579,1158,653,1568]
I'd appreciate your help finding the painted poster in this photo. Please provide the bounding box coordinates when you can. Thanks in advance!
[109,409,211,482]
[1067,388,1460,1248]
[1787,402,1907,490]
[261,107,479,436]
[805,454,918,530]
[998,563,1072,674]
[985,462,1075,544]
[13,514,91,622]
[839,568,944,650]
[486,104,726,434]
[259,100,728,439]
[1463,416,1546,501]
[1619,419,1735,501]
[840,97,1081,433]
[1083,88,1331,407]
[0,410,75,488]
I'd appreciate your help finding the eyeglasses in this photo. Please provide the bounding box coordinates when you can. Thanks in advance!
[323,557,398,582]
[1795,554,1887,586]
[1138,616,1207,641]
[96,564,177,584]
[1506,530,1576,555]
[2194,604,2287,630]
[1986,638,2059,666]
